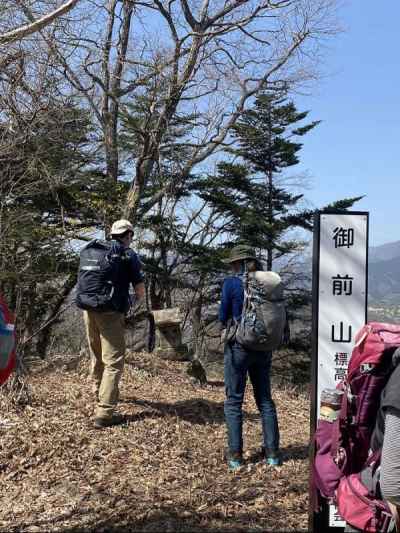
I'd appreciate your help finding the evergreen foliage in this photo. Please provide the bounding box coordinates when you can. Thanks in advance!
[0,101,109,351]
[197,92,361,271]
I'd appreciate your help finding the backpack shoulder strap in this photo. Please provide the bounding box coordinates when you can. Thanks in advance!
[239,267,250,326]
[109,240,126,259]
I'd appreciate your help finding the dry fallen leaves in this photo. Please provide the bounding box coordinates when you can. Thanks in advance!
[0,352,311,532]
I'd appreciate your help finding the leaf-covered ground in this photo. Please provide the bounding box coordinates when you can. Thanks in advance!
[0,352,310,532]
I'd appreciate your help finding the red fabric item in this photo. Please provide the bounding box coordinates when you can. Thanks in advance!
[0,294,16,385]
[337,472,391,533]
[313,322,400,514]
[349,323,400,380]
[313,419,345,499]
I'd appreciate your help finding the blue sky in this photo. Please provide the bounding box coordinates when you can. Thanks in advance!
[296,1,399,247]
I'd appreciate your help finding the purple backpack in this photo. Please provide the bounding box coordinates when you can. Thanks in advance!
[313,323,400,529]
[336,451,392,533]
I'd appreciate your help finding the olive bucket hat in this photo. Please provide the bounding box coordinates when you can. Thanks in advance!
[223,244,257,264]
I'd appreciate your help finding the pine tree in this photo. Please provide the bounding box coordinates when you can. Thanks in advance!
[0,100,111,355]
[197,91,361,271]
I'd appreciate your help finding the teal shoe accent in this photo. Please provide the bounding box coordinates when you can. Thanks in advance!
[265,455,282,467]
[225,450,243,471]
[228,458,243,471]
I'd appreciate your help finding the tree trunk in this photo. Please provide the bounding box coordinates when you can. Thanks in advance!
[149,274,164,311]
[35,273,77,357]
[101,0,133,185]
[266,109,274,272]
[191,282,204,361]
[104,112,119,182]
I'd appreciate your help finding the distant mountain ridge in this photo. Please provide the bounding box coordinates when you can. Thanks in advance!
[370,241,400,264]
[369,241,400,303]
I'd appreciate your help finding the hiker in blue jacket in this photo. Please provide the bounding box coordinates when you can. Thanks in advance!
[219,245,280,471]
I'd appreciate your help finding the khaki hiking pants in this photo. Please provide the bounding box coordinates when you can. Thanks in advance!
[83,310,126,419]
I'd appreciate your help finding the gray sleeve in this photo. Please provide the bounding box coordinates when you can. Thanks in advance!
[380,408,400,506]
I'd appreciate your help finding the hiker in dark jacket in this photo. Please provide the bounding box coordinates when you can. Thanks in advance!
[81,219,145,429]
[219,245,280,471]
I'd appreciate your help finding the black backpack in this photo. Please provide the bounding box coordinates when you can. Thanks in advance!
[76,239,126,312]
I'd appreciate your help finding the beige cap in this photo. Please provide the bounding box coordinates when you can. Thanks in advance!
[111,219,134,236]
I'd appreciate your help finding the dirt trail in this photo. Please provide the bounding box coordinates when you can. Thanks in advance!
[0,352,310,532]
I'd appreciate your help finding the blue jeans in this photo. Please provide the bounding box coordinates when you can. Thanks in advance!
[224,341,279,454]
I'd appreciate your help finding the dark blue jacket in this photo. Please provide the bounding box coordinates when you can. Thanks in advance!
[110,240,144,312]
[219,276,244,326]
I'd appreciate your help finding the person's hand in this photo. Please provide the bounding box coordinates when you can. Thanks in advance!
[134,282,145,300]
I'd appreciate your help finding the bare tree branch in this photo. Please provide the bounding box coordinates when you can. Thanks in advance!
[0,0,80,45]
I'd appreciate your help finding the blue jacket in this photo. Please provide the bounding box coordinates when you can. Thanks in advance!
[219,276,244,326]
[110,240,144,312]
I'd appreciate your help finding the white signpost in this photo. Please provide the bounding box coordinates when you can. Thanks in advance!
[310,211,369,532]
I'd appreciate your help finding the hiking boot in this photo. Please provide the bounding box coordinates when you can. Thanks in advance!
[226,451,244,471]
[94,414,126,429]
[263,448,282,467]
